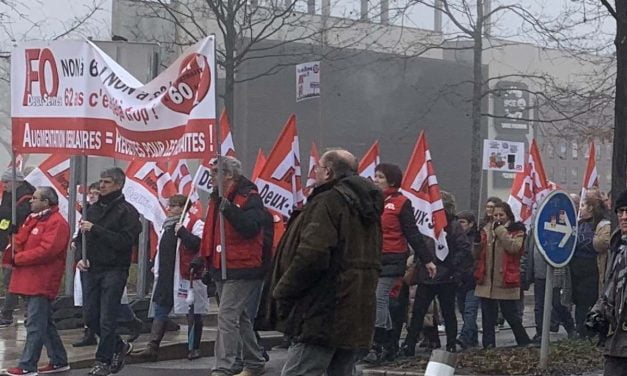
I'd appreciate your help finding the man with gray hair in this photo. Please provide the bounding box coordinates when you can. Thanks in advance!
[4,186,70,376]
[201,156,273,376]
[76,168,141,376]
[263,149,384,375]
[0,168,35,327]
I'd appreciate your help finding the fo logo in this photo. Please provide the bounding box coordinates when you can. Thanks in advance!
[162,53,211,114]
[23,48,60,106]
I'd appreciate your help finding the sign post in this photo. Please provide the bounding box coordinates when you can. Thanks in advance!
[533,190,578,369]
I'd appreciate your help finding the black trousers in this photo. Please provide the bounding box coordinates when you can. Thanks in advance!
[84,269,128,364]
[406,283,457,348]
[389,284,409,351]
[605,356,627,376]
[480,298,530,348]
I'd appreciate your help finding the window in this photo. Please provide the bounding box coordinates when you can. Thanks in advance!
[607,144,613,161]
[572,141,578,159]
[571,168,578,184]
[547,143,555,159]
[561,167,567,184]
[560,142,567,159]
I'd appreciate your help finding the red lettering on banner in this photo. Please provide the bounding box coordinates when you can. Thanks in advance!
[23,48,60,106]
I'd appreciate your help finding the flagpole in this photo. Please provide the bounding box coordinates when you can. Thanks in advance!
[213,36,228,281]
[10,151,16,263]
[65,156,78,296]
[81,155,88,262]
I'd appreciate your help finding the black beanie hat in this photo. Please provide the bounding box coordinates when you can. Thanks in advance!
[615,190,627,213]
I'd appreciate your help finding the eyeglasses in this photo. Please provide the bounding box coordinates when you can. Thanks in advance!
[99,179,114,184]
[618,208,627,216]
[315,164,329,171]
[31,197,45,201]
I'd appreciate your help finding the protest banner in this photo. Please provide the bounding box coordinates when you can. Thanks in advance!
[11,37,216,160]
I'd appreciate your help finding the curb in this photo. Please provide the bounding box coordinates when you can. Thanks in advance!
[69,332,284,369]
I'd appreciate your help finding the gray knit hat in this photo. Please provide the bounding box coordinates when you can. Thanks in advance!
[615,190,627,213]
[1,168,25,182]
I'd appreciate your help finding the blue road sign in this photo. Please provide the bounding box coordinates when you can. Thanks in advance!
[533,190,578,268]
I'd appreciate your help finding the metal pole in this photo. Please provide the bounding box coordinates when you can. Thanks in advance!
[81,156,88,262]
[65,156,78,296]
[214,35,228,281]
[10,152,16,262]
[539,264,554,369]
[136,216,149,299]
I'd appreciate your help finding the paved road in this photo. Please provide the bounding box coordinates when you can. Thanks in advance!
[67,348,290,375]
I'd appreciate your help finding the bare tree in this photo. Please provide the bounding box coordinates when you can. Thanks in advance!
[391,0,615,212]
[598,0,627,198]
[122,0,402,128]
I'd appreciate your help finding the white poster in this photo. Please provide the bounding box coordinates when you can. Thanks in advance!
[482,139,525,172]
[296,61,320,102]
[11,37,216,160]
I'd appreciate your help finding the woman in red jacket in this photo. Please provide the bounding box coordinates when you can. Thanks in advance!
[474,202,530,348]
[364,163,436,363]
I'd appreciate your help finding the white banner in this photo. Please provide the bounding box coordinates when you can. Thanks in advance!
[296,61,320,102]
[11,37,216,160]
[482,139,525,172]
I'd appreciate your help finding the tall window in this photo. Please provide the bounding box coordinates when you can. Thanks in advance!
[572,141,578,159]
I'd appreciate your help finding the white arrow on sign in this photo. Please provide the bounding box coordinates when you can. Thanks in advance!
[543,212,574,247]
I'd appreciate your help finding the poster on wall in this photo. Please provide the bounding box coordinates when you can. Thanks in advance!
[11,37,216,160]
[296,61,320,102]
[482,139,525,172]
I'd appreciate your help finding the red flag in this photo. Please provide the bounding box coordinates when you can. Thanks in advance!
[168,159,194,196]
[251,148,267,182]
[358,140,380,181]
[219,110,236,157]
[24,155,78,223]
[507,140,551,226]
[255,114,303,217]
[400,131,449,261]
[304,142,319,197]
[580,141,599,203]
[124,161,175,229]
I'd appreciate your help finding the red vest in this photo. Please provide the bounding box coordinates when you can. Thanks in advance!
[202,186,265,278]
[381,190,409,254]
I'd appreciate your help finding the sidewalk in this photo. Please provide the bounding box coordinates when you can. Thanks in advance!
[0,319,283,371]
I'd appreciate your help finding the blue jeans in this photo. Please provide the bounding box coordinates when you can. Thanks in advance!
[84,269,128,364]
[457,289,480,346]
[19,296,68,372]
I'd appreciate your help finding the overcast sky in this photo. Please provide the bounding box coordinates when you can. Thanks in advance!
[0,0,615,53]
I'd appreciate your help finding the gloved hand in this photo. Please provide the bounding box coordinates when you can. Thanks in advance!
[493,221,503,230]
[219,198,231,213]
[190,256,205,272]
[7,224,18,235]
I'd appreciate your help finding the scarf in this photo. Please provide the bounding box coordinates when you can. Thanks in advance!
[162,215,181,231]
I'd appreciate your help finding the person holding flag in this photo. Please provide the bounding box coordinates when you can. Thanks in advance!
[135,194,206,362]
[75,168,141,376]
[201,156,272,376]
[363,163,435,363]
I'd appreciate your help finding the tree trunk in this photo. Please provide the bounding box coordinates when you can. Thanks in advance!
[470,1,484,215]
[613,0,627,198]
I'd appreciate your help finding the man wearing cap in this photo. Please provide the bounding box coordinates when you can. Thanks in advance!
[588,189,627,375]
[0,168,35,327]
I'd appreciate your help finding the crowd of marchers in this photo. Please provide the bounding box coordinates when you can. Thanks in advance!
[0,149,626,376]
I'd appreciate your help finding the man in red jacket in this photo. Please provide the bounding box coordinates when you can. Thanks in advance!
[5,187,70,376]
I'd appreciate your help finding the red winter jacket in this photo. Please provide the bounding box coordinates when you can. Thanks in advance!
[8,206,70,300]
[201,177,272,280]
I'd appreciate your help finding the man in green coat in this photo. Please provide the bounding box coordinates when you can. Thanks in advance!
[270,149,383,376]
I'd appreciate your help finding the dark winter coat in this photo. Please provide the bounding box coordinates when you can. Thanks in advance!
[260,175,383,350]
[592,230,627,358]
[414,217,471,285]
[74,190,141,271]
[0,182,35,259]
